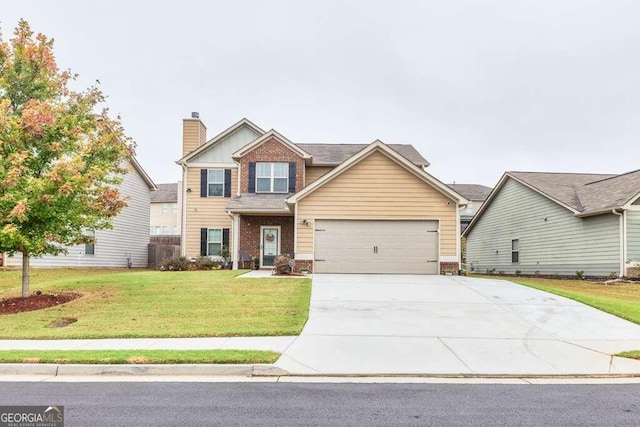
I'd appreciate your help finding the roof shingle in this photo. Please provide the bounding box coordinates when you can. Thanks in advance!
[226,193,292,213]
[446,184,492,201]
[150,183,178,203]
[296,143,429,166]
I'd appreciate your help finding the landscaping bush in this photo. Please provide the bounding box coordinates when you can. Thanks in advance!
[274,254,292,275]
[194,256,222,270]
[576,270,584,280]
[160,256,191,271]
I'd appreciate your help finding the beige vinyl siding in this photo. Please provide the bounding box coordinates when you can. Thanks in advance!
[184,167,237,257]
[182,119,206,156]
[191,125,261,163]
[627,211,640,262]
[305,166,334,186]
[296,151,458,256]
[466,178,620,276]
[8,161,152,268]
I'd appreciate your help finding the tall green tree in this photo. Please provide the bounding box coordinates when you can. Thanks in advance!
[0,20,133,297]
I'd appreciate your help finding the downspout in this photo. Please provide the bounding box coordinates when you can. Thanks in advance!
[180,164,188,257]
[612,209,625,277]
[235,160,241,196]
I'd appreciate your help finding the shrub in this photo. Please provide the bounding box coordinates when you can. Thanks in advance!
[534,270,541,277]
[515,270,522,276]
[608,272,619,280]
[194,256,221,270]
[160,256,191,271]
[485,268,496,275]
[274,254,293,275]
[498,271,505,276]
[575,270,584,280]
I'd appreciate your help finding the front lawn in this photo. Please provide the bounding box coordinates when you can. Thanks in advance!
[473,275,640,325]
[0,269,311,339]
[0,349,279,364]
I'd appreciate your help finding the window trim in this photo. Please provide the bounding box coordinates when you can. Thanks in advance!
[207,169,225,197]
[207,228,223,256]
[162,203,168,215]
[85,229,95,255]
[255,162,289,193]
[511,239,519,263]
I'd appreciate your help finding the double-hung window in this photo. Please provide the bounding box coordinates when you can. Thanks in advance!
[256,162,288,193]
[85,229,95,255]
[162,203,168,215]
[207,170,225,197]
[207,229,222,256]
[172,203,178,214]
[511,239,519,263]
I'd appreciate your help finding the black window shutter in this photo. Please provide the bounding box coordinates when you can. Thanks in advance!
[288,162,296,193]
[222,228,230,250]
[224,169,231,197]
[200,228,208,256]
[248,162,256,193]
[200,169,207,197]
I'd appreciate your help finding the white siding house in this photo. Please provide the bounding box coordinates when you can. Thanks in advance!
[7,158,156,268]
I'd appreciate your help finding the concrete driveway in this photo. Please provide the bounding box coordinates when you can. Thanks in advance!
[275,275,640,375]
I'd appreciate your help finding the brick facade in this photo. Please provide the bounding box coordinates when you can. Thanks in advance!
[440,262,460,275]
[239,215,295,263]
[239,137,305,193]
[294,260,313,273]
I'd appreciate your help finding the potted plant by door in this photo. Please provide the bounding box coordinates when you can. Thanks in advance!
[252,256,260,270]
[219,248,230,269]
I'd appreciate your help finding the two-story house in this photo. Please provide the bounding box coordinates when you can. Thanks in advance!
[176,114,468,274]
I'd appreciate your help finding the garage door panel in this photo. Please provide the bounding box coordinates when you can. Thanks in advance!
[314,220,440,274]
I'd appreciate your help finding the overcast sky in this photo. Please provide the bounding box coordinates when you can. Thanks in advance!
[4,1,640,187]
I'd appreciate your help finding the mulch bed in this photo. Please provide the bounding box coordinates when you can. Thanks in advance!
[0,293,80,315]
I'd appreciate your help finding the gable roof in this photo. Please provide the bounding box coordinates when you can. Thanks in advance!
[297,143,429,167]
[231,129,312,160]
[177,118,265,164]
[446,184,492,202]
[287,140,468,205]
[151,183,177,203]
[463,169,640,237]
[130,156,157,190]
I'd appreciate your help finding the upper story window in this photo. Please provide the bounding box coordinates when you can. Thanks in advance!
[201,169,231,198]
[172,203,178,214]
[162,203,168,215]
[207,170,225,197]
[256,162,289,193]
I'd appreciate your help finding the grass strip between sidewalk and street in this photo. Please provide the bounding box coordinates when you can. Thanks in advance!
[0,350,280,364]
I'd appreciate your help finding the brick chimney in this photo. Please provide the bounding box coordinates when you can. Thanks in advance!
[182,112,207,156]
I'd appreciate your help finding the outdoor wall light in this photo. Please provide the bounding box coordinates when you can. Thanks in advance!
[495,250,499,254]
[186,188,192,193]
[301,219,310,226]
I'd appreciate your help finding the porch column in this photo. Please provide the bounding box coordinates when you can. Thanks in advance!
[232,213,240,270]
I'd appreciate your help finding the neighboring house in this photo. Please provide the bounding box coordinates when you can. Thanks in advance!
[176,114,468,274]
[463,170,640,277]
[447,184,492,232]
[6,157,157,268]
[150,182,182,237]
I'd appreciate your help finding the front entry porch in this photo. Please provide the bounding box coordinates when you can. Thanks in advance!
[236,215,294,269]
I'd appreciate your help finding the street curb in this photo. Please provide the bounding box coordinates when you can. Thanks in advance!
[0,363,289,377]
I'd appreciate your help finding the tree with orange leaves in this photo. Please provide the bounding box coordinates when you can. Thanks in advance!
[0,20,133,297]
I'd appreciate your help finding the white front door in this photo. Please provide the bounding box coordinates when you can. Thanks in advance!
[260,226,280,268]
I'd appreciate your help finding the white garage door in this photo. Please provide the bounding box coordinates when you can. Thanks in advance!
[314,220,439,274]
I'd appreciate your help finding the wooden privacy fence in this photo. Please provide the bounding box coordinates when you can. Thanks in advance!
[148,236,181,270]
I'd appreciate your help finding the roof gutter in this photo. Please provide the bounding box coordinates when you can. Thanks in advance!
[611,209,626,277]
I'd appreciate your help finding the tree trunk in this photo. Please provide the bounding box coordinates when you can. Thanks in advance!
[22,252,30,298]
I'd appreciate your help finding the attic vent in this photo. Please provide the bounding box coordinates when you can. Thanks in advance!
[191,112,200,119]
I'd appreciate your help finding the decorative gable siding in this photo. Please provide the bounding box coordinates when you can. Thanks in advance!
[465,178,620,276]
[191,126,261,163]
[296,150,458,258]
[238,137,305,193]
[8,161,151,268]
[627,211,640,262]
[183,167,237,257]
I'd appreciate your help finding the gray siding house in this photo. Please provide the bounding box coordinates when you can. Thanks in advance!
[463,170,640,277]
[7,158,157,268]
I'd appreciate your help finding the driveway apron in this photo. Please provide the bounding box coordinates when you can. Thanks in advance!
[275,275,640,375]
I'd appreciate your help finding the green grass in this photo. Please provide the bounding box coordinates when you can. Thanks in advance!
[0,268,311,339]
[472,275,640,325]
[616,350,640,361]
[0,349,279,364]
